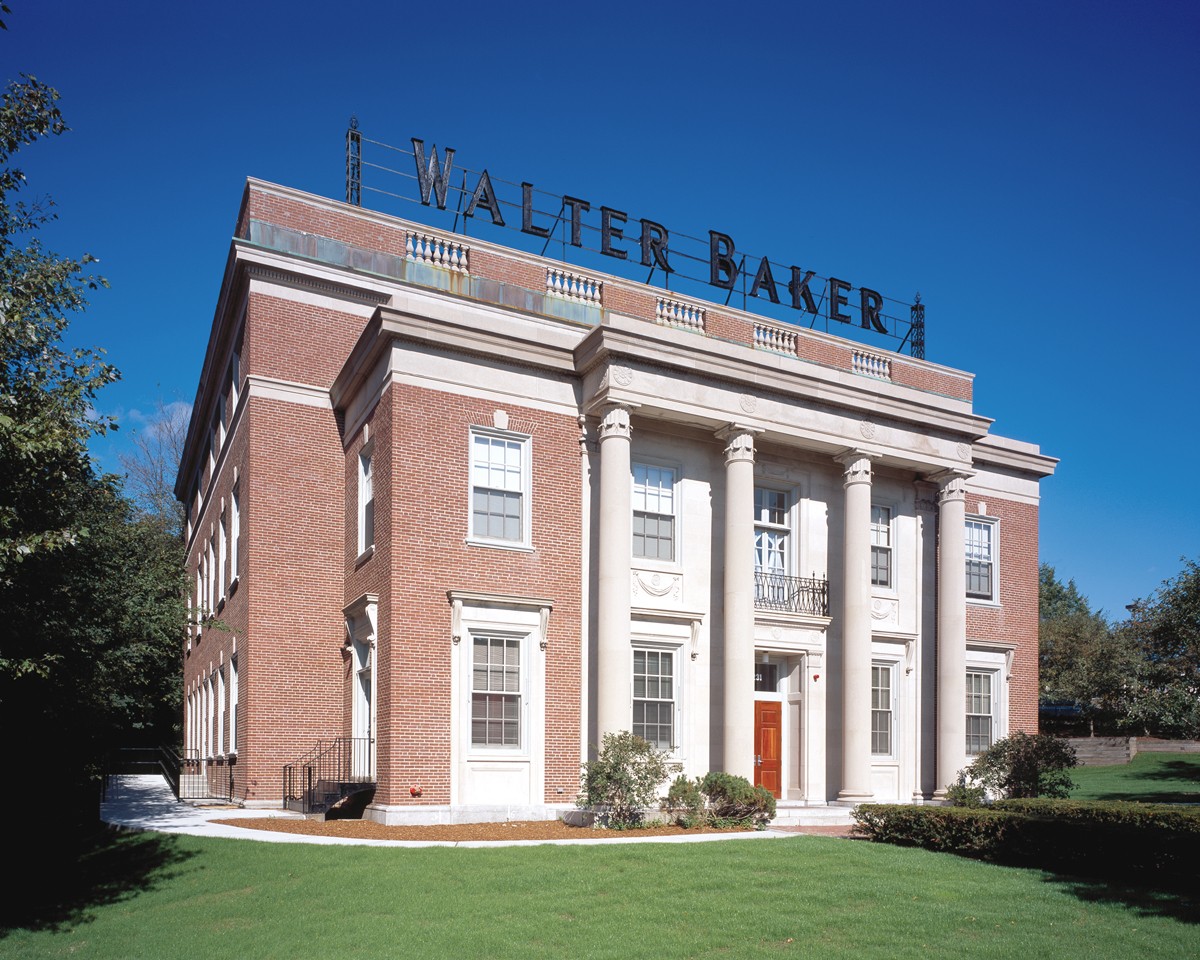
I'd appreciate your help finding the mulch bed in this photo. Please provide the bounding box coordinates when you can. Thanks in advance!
[211,817,858,842]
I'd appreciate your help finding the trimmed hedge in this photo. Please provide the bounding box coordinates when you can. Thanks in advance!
[852,801,1200,883]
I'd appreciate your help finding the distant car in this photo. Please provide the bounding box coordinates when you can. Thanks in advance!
[1039,701,1084,718]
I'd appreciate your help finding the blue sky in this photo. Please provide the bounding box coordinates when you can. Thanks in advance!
[10,0,1198,618]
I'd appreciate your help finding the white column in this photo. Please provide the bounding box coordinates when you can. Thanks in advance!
[596,404,633,739]
[837,450,874,802]
[718,425,758,780]
[935,472,969,797]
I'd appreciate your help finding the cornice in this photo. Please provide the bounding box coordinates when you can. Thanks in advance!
[575,314,992,442]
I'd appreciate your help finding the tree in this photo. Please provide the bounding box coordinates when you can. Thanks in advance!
[0,73,115,593]
[1038,565,1136,734]
[1121,558,1200,739]
[1039,563,1095,621]
[953,732,1078,802]
[0,66,185,825]
[119,397,190,539]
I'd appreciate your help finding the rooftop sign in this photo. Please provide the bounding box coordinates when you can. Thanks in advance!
[344,124,924,358]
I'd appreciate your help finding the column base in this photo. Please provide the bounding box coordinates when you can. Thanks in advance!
[836,791,874,804]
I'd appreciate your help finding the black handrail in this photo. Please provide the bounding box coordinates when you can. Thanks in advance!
[754,572,829,616]
[282,737,374,814]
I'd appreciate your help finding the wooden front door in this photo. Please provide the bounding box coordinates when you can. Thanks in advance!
[754,700,782,798]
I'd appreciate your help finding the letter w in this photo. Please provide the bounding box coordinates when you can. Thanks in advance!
[411,138,455,209]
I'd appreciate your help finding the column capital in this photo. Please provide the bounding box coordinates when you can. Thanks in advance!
[716,424,760,464]
[930,468,971,504]
[598,403,635,441]
[835,448,879,486]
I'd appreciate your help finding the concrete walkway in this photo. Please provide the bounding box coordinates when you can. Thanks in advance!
[101,775,816,848]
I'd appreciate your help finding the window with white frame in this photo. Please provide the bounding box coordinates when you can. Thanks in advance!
[230,350,241,409]
[966,671,994,755]
[965,518,997,601]
[870,505,892,588]
[217,666,226,754]
[229,653,239,753]
[871,663,893,755]
[358,446,375,554]
[471,635,521,747]
[193,568,202,638]
[632,463,676,561]
[470,430,529,545]
[219,509,228,600]
[230,485,240,585]
[632,649,675,750]
[754,487,789,575]
[206,534,216,614]
[204,675,214,758]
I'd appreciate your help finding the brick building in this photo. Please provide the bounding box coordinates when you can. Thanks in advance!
[177,178,1055,823]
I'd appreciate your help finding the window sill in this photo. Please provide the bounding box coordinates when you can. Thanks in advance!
[465,538,534,554]
[228,576,239,597]
[967,597,1001,609]
[355,544,375,567]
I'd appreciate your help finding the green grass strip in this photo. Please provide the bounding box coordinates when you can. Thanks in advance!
[1070,752,1200,803]
[3,831,1196,958]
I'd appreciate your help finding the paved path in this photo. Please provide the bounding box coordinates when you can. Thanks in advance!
[101,776,830,848]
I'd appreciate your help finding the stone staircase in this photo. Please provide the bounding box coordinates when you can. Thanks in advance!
[771,801,857,828]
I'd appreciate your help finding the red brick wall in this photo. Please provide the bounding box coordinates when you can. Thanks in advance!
[241,185,970,399]
[374,383,583,809]
[965,494,1040,735]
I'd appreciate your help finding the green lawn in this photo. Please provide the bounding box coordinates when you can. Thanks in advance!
[1070,752,1200,803]
[3,830,1196,958]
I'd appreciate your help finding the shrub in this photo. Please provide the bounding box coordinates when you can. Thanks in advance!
[577,732,681,828]
[944,773,987,808]
[662,772,777,828]
[699,772,776,827]
[957,732,1077,800]
[664,774,705,828]
[852,804,1011,854]
[852,799,1200,884]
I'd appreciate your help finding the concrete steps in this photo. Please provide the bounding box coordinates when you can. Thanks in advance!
[772,802,856,827]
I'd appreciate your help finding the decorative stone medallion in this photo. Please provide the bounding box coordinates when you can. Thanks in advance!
[859,419,877,440]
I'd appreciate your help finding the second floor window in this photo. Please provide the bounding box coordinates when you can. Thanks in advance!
[632,463,675,561]
[965,518,996,601]
[870,505,892,588]
[470,431,529,545]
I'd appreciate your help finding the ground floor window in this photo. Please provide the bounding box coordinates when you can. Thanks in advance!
[966,671,994,755]
[871,664,893,755]
[632,649,674,751]
[471,635,521,747]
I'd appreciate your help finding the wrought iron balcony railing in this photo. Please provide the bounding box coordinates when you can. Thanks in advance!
[754,571,830,617]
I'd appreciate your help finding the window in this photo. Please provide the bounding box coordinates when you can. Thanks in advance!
[870,505,892,588]
[871,664,893,755]
[965,518,996,601]
[206,534,216,615]
[966,671,994,755]
[193,568,202,638]
[358,447,375,554]
[230,485,240,585]
[632,649,674,750]
[470,430,528,545]
[471,635,521,747]
[754,487,789,575]
[218,509,228,600]
[216,666,226,754]
[229,653,239,754]
[632,463,676,561]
